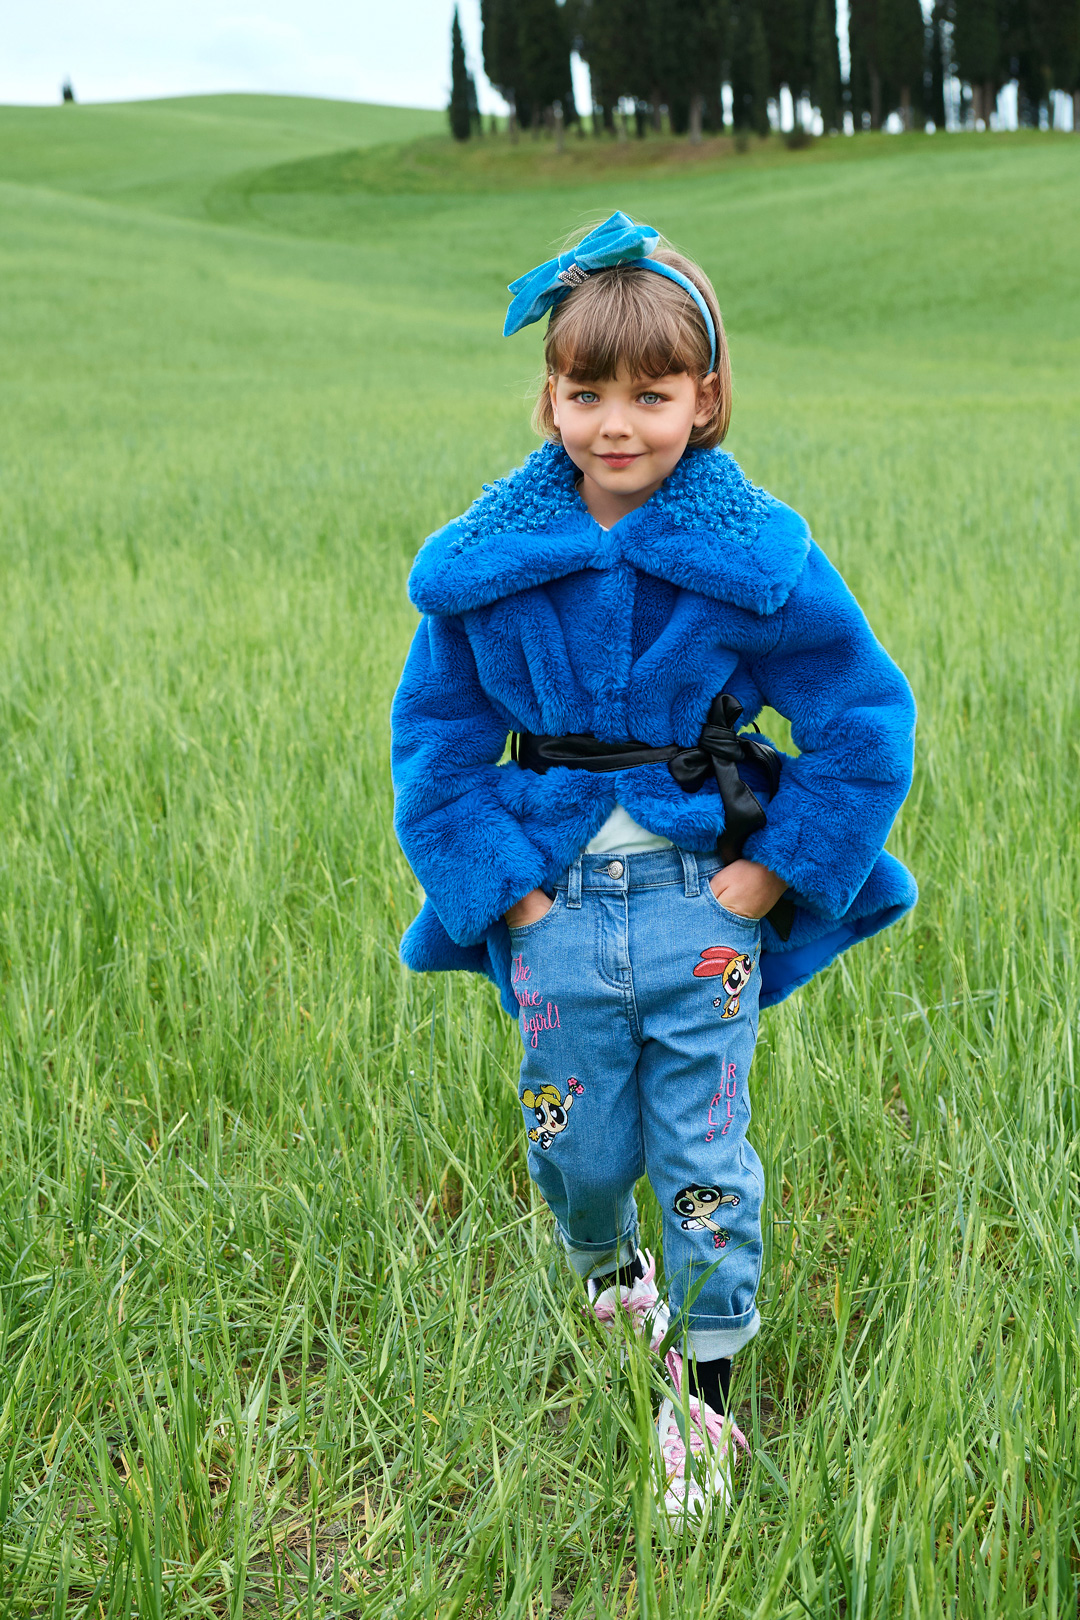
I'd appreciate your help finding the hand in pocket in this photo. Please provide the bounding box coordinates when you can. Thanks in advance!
[504,887,554,929]
[709,859,787,919]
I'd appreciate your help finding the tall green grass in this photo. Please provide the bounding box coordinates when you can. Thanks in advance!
[0,103,1077,1615]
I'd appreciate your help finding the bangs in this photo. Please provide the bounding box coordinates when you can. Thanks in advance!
[545,264,711,384]
[531,236,732,449]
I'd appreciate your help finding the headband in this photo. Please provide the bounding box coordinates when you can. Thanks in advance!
[503,210,718,373]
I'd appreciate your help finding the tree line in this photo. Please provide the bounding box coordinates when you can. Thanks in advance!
[448,0,1080,139]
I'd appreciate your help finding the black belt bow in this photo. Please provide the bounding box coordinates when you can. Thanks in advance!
[511,693,794,938]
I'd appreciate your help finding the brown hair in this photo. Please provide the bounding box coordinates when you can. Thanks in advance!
[532,230,731,449]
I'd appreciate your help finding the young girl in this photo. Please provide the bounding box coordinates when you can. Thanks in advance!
[391,212,916,1517]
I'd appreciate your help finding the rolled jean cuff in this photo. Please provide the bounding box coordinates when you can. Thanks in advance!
[559,1225,639,1280]
[686,1308,761,1361]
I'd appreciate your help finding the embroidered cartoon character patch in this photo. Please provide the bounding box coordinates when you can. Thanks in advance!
[673,1183,740,1249]
[693,946,756,1018]
[522,1078,583,1150]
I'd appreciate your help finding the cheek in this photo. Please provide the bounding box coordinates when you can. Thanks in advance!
[557,413,589,447]
[642,404,699,455]
[556,418,596,468]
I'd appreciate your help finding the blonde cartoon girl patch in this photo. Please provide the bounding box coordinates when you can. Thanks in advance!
[522,1077,584,1150]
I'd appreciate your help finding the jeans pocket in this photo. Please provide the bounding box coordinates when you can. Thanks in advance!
[507,891,563,940]
[702,884,764,935]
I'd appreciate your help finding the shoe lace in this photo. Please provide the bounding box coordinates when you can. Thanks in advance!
[589,1251,659,1327]
[661,1350,749,1475]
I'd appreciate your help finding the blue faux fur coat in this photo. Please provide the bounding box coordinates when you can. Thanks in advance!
[391,443,916,1017]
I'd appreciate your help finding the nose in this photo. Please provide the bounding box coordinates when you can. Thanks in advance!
[599,403,632,439]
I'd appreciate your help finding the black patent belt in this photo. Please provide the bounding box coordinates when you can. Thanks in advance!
[511,692,794,939]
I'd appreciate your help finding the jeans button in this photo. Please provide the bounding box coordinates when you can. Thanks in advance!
[606,859,624,879]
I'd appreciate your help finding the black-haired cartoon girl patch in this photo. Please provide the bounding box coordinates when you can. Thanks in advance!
[522,1078,584,1150]
[692,946,756,1019]
[673,1183,740,1249]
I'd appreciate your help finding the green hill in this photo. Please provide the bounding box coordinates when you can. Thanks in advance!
[0,92,443,215]
[208,128,1078,381]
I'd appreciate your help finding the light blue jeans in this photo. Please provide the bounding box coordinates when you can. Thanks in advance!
[510,848,764,1361]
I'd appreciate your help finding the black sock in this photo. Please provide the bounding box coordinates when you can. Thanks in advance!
[685,1356,731,1415]
[613,1253,645,1291]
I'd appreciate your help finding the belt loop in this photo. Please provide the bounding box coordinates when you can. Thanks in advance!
[567,855,583,909]
[680,849,700,899]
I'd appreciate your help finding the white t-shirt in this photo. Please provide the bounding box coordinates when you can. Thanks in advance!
[586,803,672,854]
[583,516,672,855]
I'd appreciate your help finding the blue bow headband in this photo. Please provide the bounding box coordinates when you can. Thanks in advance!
[503,210,718,373]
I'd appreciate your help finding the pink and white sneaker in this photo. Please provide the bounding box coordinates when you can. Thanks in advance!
[586,1249,670,1354]
[655,1349,749,1518]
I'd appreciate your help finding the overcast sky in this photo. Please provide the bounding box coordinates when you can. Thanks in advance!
[4,3,1058,129]
[0,0,532,112]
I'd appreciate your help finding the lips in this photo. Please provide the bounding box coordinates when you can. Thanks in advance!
[598,453,641,467]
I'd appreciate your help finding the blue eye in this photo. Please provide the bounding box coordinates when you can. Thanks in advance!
[575,391,598,403]
[640,392,663,405]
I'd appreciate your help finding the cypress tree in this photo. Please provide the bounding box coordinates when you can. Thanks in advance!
[576,0,619,131]
[644,0,678,129]
[926,0,952,127]
[761,0,809,116]
[682,0,728,140]
[879,0,927,125]
[731,0,772,130]
[575,0,613,131]
[810,0,841,128]
[623,0,657,132]
[1064,0,1080,127]
[481,0,523,135]
[449,8,473,140]
[953,0,1001,122]
[1016,0,1075,119]
[851,0,926,127]
[643,0,726,138]
[1008,0,1038,120]
[1037,0,1079,125]
[577,0,652,134]
[514,0,577,130]
[848,0,883,126]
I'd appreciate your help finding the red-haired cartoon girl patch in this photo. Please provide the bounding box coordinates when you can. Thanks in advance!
[693,946,756,1019]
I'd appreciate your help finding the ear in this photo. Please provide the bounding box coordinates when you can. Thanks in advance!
[693,372,720,428]
[548,374,560,429]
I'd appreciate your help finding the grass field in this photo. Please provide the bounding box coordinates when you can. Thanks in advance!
[0,95,1078,1617]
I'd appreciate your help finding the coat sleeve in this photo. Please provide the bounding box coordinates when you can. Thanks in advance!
[741,542,916,919]
[390,612,566,946]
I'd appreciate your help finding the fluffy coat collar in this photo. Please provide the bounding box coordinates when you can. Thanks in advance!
[409,443,811,619]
